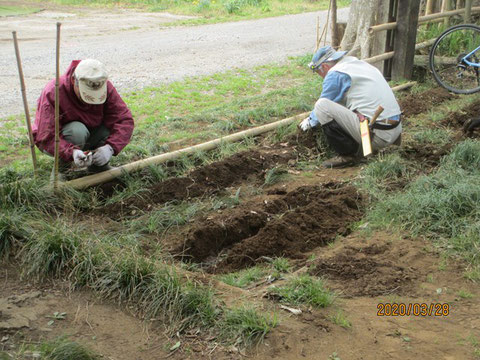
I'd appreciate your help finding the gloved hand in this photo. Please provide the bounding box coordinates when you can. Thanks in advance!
[92,144,114,166]
[463,117,480,132]
[299,117,312,131]
[73,149,93,167]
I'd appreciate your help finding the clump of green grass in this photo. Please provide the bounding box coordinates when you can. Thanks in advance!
[268,275,335,308]
[263,166,288,186]
[40,337,100,360]
[0,209,30,258]
[271,257,291,274]
[219,266,267,288]
[358,153,411,199]
[330,309,352,329]
[220,258,291,288]
[367,140,480,278]
[411,128,452,147]
[457,290,474,299]
[19,220,83,279]
[443,138,480,172]
[219,307,277,345]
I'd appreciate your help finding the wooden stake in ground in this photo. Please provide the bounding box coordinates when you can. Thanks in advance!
[360,105,384,157]
[53,22,61,191]
[12,31,38,176]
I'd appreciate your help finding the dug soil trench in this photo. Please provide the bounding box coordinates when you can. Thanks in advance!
[177,184,364,273]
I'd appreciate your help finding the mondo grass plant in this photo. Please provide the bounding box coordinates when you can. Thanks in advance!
[366,139,480,280]
[268,274,335,308]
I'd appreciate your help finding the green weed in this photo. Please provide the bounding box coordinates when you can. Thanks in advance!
[367,140,480,276]
[219,307,277,345]
[457,290,474,299]
[263,166,288,186]
[330,309,352,329]
[41,337,100,360]
[219,266,267,288]
[268,274,335,308]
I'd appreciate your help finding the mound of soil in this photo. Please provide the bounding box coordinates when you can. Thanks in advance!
[176,183,364,273]
[100,147,296,219]
[401,142,452,168]
[310,240,417,297]
[443,97,480,137]
[399,87,457,118]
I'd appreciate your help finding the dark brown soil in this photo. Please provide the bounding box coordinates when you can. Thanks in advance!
[443,97,480,138]
[399,87,457,118]
[310,236,420,297]
[401,142,452,168]
[100,147,296,219]
[175,183,364,273]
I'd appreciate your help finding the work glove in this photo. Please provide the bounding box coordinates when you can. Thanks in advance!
[92,144,114,166]
[73,149,93,167]
[299,117,312,131]
[463,117,480,132]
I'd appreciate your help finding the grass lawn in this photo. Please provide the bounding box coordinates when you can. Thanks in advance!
[29,0,351,24]
[0,5,42,17]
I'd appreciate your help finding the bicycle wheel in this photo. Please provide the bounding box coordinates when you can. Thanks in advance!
[429,24,480,94]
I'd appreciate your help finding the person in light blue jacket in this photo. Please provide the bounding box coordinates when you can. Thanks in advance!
[300,46,402,168]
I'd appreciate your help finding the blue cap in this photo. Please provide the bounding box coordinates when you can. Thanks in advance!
[309,46,347,71]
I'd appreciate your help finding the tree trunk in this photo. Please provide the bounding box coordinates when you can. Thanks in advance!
[340,0,382,59]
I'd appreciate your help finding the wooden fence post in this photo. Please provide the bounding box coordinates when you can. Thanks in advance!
[392,0,421,80]
[426,0,435,14]
[442,0,452,26]
[465,0,473,22]
[383,0,398,79]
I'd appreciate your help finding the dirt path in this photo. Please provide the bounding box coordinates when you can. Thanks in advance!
[0,4,348,118]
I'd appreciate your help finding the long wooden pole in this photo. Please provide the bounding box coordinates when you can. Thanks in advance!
[369,6,480,33]
[12,31,38,176]
[53,22,61,191]
[330,0,339,48]
[62,112,310,190]
[364,38,436,65]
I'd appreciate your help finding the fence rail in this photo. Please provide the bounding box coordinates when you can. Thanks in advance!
[369,6,480,34]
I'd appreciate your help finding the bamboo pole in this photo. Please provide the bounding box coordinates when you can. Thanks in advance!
[323,0,331,47]
[316,16,320,51]
[62,112,311,190]
[53,22,61,192]
[330,0,339,48]
[391,81,417,92]
[369,6,480,33]
[363,38,436,65]
[12,31,38,176]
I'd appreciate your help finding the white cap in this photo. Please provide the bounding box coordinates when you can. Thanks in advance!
[74,59,108,105]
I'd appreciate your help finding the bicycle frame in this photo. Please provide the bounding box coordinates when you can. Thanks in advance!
[461,45,480,67]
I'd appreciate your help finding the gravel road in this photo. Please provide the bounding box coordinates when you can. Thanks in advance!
[0,7,348,118]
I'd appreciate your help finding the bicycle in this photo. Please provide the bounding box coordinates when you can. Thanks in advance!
[429,23,480,94]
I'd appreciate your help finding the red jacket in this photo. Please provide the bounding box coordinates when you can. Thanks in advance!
[32,60,134,162]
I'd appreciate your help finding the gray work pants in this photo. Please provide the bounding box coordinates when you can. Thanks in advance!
[62,121,110,150]
[314,98,402,151]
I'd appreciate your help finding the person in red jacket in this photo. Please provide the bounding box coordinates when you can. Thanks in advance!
[33,59,134,178]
